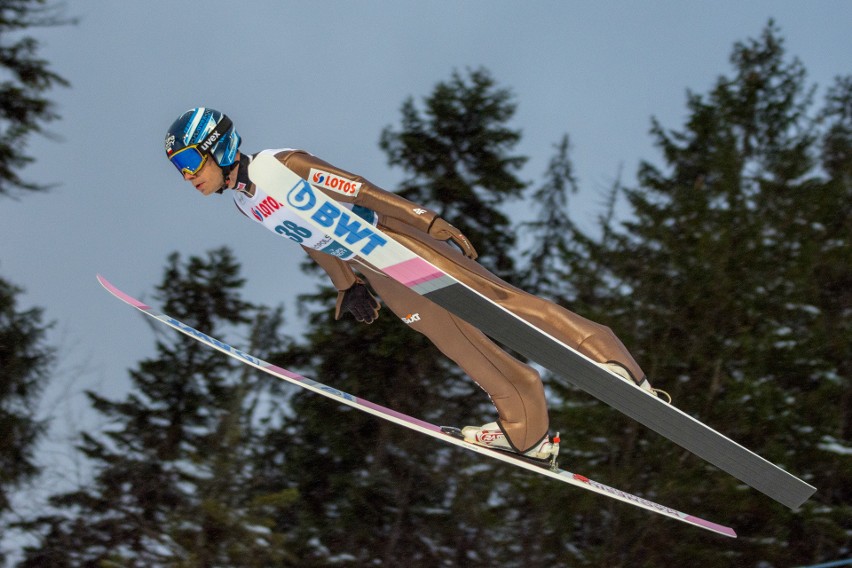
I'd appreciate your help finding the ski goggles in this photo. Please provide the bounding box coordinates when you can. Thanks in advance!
[169,145,209,176]
[168,116,232,176]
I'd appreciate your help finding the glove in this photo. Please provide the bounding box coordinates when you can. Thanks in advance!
[335,281,380,324]
[428,218,478,260]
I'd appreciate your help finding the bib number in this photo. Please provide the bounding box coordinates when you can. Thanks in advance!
[274,220,312,243]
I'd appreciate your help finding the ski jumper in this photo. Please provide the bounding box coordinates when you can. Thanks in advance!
[234,149,646,453]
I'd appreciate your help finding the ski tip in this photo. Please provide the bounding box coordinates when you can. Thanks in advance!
[96,273,117,293]
[96,275,151,310]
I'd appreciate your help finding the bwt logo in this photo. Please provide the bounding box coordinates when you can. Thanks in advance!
[286,180,387,255]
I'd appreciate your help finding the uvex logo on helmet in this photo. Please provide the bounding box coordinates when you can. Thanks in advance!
[199,129,222,152]
[195,114,233,156]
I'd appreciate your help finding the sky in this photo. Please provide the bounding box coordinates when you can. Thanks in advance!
[0,0,850,543]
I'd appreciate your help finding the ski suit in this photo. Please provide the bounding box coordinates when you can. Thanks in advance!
[233,149,646,453]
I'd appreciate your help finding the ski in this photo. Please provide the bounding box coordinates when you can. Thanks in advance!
[247,154,816,510]
[97,274,736,537]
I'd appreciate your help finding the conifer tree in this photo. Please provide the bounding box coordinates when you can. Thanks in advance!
[252,69,531,566]
[520,134,580,297]
[0,279,53,534]
[380,67,527,279]
[521,23,850,566]
[18,249,295,566]
[0,2,68,561]
[0,0,72,198]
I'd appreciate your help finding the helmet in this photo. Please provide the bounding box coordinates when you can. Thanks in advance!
[165,107,241,174]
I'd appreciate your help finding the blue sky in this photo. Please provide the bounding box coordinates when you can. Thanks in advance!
[0,0,849,533]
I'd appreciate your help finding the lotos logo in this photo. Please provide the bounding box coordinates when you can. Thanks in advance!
[250,196,282,222]
[286,180,387,255]
[402,313,421,324]
[309,168,362,197]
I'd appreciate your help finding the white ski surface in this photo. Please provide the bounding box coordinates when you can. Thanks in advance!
[246,154,815,511]
[97,274,736,537]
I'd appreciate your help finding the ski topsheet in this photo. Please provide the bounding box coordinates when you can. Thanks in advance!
[247,154,815,511]
[97,274,735,537]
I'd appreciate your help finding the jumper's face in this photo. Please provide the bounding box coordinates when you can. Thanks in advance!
[182,158,224,196]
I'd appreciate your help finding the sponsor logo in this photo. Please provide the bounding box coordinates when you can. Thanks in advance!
[477,432,503,443]
[402,313,421,324]
[413,208,427,215]
[164,134,176,153]
[165,316,259,366]
[576,475,682,515]
[319,385,357,402]
[327,247,349,258]
[286,180,387,255]
[314,235,334,250]
[309,168,362,197]
[321,242,352,258]
[199,129,222,152]
[250,196,283,221]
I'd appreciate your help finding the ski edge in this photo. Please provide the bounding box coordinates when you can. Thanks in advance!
[96,274,736,538]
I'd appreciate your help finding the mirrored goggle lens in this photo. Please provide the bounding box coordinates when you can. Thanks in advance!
[169,146,207,175]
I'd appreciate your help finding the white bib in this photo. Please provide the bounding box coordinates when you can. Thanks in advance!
[233,150,377,260]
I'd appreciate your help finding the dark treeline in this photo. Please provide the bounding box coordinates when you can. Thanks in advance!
[0,1,69,566]
[2,16,849,567]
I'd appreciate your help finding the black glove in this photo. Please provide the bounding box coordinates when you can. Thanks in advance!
[335,282,380,324]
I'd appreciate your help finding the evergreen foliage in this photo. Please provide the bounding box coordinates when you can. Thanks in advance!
[0,278,52,517]
[379,67,526,279]
[520,22,850,566]
[17,249,296,566]
[13,23,850,568]
[0,2,67,561]
[520,133,581,297]
[0,0,71,198]
[253,67,532,566]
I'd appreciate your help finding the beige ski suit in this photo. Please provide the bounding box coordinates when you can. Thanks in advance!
[247,150,645,453]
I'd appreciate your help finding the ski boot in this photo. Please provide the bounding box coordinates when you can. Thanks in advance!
[460,422,560,470]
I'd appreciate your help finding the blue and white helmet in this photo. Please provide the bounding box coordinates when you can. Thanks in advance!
[165,107,241,170]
